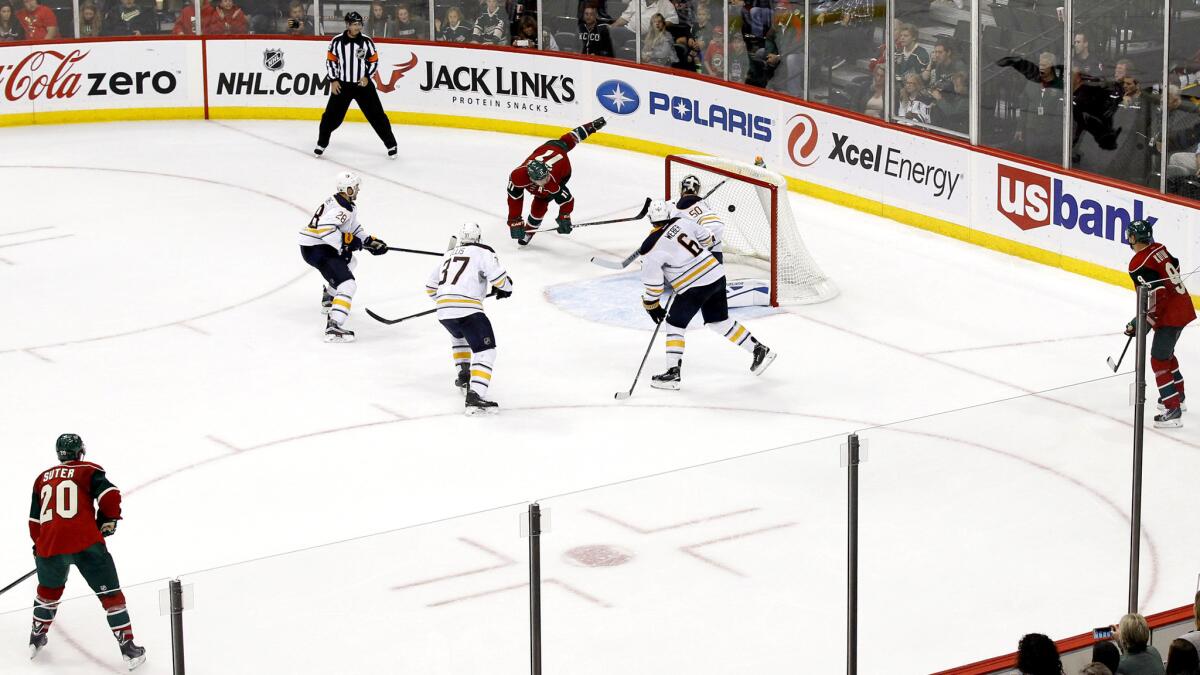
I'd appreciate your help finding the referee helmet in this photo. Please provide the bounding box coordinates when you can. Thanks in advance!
[344,11,363,24]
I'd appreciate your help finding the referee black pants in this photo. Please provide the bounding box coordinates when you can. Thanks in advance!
[317,81,397,150]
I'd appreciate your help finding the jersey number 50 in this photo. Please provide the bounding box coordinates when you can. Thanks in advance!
[39,481,79,522]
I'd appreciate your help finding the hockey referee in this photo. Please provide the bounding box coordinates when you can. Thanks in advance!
[315,12,398,159]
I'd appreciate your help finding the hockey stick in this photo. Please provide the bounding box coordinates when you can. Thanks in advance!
[1108,335,1133,372]
[614,297,675,400]
[0,569,35,597]
[590,182,731,270]
[384,246,444,257]
[532,198,652,233]
[365,307,438,325]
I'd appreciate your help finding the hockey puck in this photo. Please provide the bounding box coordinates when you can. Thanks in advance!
[728,205,736,212]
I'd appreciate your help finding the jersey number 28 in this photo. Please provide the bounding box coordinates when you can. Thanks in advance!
[39,481,79,522]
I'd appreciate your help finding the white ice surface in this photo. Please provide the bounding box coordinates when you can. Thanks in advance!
[0,120,1197,674]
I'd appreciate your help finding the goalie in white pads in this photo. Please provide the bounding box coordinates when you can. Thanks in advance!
[640,200,776,389]
[298,172,388,342]
[425,223,514,415]
[670,174,726,263]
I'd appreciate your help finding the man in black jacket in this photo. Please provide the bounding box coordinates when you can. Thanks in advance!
[104,0,156,35]
[579,4,613,57]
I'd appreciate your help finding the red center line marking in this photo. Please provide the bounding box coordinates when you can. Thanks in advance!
[392,537,515,591]
[585,507,760,534]
[679,522,799,577]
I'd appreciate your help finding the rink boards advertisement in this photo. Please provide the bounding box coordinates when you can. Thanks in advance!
[0,39,201,122]
[4,35,1200,291]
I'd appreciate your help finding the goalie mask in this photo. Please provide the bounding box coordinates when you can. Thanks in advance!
[680,175,702,196]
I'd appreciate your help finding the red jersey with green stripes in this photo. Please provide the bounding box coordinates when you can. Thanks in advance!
[29,461,122,558]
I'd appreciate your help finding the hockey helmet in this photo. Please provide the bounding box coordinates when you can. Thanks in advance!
[647,200,672,226]
[526,159,550,184]
[1127,219,1154,246]
[344,11,363,24]
[336,171,361,201]
[459,222,482,244]
[680,175,702,196]
[56,433,85,462]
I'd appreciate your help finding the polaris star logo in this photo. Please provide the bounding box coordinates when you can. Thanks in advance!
[595,79,640,115]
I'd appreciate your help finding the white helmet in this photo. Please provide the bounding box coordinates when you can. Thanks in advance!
[680,175,702,196]
[458,222,481,245]
[647,199,672,225]
[336,171,361,200]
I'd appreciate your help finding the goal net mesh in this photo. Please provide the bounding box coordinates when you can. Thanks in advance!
[665,154,838,306]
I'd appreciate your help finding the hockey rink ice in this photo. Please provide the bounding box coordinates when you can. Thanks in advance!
[1,120,1198,674]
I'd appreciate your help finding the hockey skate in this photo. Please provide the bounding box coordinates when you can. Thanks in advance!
[120,640,146,671]
[320,289,334,315]
[387,146,398,160]
[464,390,499,416]
[313,145,325,158]
[1157,396,1187,413]
[324,319,356,343]
[1154,407,1183,428]
[750,342,777,376]
[651,366,681,390]
[455,364,470,393]
[29,632,46,660]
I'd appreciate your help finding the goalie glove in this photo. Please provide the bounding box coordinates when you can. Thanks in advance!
[98,519,118,537]
[364,236,388,256]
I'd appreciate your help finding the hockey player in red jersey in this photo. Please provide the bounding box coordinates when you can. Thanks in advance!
[506,117,606,246]
[27,434,146,670]
[1125,219,1196,428]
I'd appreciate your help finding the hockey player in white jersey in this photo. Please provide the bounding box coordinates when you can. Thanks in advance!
[670,175,726,262]
[298,172,388,342]
[640,200,776,389]
[425,223,514,415]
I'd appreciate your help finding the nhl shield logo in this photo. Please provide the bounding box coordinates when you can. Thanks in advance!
[263,48,284,71]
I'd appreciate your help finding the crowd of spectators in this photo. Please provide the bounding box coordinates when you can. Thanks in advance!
[1012,591,1200,675]
[0,0,318,39]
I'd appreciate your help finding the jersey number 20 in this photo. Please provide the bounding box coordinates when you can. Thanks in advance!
[39,481,79,522]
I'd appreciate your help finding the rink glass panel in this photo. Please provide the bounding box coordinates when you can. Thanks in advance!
[1165,0,1200,198]
[537,434,845,674]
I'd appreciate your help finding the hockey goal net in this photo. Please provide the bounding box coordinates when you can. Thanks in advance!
[665,154,838,306]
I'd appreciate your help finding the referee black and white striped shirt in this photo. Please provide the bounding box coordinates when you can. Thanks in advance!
[326,32,380,83]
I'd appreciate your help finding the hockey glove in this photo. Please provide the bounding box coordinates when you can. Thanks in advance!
[1124,319,1137,337]
[589,116,607,133]
[508,219,526,240]
[365,236,388,256]
[556,216,573,234]
[98,520,118,537]
[645,302,666,324]
[345,234,364,252]
[494,287,513,300]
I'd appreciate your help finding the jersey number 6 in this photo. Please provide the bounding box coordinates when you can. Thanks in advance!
[676,233,703,256]
[39,481,79,522]
[439,256,471,285]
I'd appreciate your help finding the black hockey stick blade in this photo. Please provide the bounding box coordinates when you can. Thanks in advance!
[1108,335,1134,372]
[0,569,35,597]
[365,307,438,325]
[385,246,444,257]
[534,198,653,233]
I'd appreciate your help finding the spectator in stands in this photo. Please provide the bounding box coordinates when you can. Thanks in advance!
[439,6,470,41]
[203,0,248,34]
[1153,85,1200,156]
[668,0,693,26]
[931,70,968,132]
[815,0,876,72]
[1116,613,1165,675]
[1189,590,1200,636]
[579,3,614,56]
[16,0,58,40]
[858,64,885,118]
[641,13,674,65]
[472,0,506,44]
[0,3,20,40]
[78,1,102,36]
[1093,641,1122,674]
[612,0,676,36]
[578,0,614,23]
[726,31,751,82]
[1016,633,1064,675]
[392,5,427,39]
[173,0,202,34]
[893,23,928,84]
[923,37,965,89]
[1073,31,1104,78]
[769,0,804,96]
[703,23,726,76]
[1165,637,1200,675]
[898,72,933,124]
[746,26,781,87]
[105,0,156,35]
[365,1,390,37]
[282,1,313,35]
[511,14,557,49]
[1081,664,1114,675]
[1000,51,1065,164]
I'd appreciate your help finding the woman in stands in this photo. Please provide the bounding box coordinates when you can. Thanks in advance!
[79,2,102,37]
[642,13,675,66]
[365,2,390,37]
[1015,633,1063,675]
[439,6,471,42]
[1116,613,1164,675]
[0,4,20,40]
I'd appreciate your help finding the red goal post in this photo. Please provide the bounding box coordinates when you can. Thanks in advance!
[663,154,838,307]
